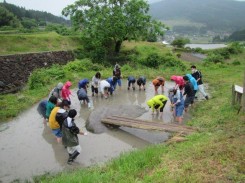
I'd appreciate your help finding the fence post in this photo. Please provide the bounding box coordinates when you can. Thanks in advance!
[232,84,235,106]
[242,70,245,113]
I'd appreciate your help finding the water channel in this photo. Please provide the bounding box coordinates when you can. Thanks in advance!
[0,80,185,182]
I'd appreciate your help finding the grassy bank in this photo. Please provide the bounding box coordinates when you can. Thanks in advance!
[0,41,244,182]
[35,52,244,182]
[0,32,82,55]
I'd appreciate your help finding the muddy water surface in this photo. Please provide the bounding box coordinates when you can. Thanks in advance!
[0,81,177,182]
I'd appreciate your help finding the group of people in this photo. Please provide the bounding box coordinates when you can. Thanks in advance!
[37,80,87,164]
[37,64,208,164]
[147,65,208,123]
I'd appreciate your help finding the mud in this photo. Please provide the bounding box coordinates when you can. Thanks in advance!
[0,80,183,183]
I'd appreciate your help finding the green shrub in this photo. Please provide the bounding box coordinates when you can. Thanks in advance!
[204,53,224,64]
[232,60,241,65]
[28,64,65,89]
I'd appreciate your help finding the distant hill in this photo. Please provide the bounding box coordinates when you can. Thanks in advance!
[0,2,70,26]
[149,0,245,32]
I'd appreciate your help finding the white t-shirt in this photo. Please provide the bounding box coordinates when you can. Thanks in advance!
[100,80,110,94]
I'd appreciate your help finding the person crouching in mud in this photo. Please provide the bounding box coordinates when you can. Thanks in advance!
[147,95,168,118]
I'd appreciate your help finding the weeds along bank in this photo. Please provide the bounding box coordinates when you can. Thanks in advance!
[0,42,186,122]
[35,49,244,182]
[0,42,244,181]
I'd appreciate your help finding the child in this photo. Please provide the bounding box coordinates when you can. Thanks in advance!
[185,74,198,95]
[48,82,63,101]
[37,100,48,124]
[78,79,89,91]
[100,80,111,99]
[183,76,195,112]
[91,72,101,96]
[171,88,185,123]
[170,75,185,90]
[62,109,87,164]
[46,96,58,119]
[77,88,90,107]
[49,104,63,143]
[127,76,136,90]
[147,94,168,118]
[137,76,146,90]
[152,77,165,95]
[56,99,70,130]
[106,77,116,95]
[61,81,72,104]
[113,64,122,89]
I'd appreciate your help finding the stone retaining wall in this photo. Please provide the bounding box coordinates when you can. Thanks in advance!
[0,51,74,94]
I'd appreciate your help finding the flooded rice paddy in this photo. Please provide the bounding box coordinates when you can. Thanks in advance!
[0,80,190,182]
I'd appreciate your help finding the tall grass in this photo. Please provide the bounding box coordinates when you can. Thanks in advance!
[0,32,82,55]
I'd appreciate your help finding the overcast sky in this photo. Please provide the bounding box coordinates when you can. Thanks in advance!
[1,0,244,16]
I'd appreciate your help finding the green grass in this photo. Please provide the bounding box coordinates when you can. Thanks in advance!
[0,32,82,55]
[0,40,244,182]
[35,48,244,182]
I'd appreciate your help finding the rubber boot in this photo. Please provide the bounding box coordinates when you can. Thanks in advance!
[67,151,80,164]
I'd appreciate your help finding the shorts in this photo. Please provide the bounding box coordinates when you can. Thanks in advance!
[91,86,99,94]
[67,145,82,154]
[52,128,62,138]
[184,96,194,108]
[175,104,184,117]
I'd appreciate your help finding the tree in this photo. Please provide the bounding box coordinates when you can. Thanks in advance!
[171,37,190,48]
[62,0,165,56]
[0,6,20,28]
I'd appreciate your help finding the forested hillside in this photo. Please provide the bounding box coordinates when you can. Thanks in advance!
[149,0,245,32]
[0,1,70,28]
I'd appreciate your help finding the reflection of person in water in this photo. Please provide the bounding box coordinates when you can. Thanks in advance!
[42,125,67,166]
[127,92,137,104]
[137,91,146,106]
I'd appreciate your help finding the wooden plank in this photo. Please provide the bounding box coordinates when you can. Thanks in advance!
[108,116,197,131]
[235,85,243,94]
[101,116,197,135]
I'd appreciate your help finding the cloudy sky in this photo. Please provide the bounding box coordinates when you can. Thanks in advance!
[1,0,244,16]
[1,0,161,16]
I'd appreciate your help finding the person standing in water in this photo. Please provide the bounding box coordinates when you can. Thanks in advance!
[113,64,122,90]
[147,94,168,118]
[62,109,87,164]
[127,76,136,90]
[91,72,101,97]
[137,76,146,91]
[152,77,165,95]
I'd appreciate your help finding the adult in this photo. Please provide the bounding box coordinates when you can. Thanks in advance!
[183,76,195,112]
[137,76,146,90]
[91,72,101,96]
[113,64,122,89]
[127,76,136,90]
[147,94,168,118]
[170,75,185,90]
[191,65,209,100]
[100,80,111,99]
[61,81,72,103]
[152,77,165,95]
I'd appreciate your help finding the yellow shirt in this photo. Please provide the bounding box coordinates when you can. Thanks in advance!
[147,95,168,111]
[49,107,60,129]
